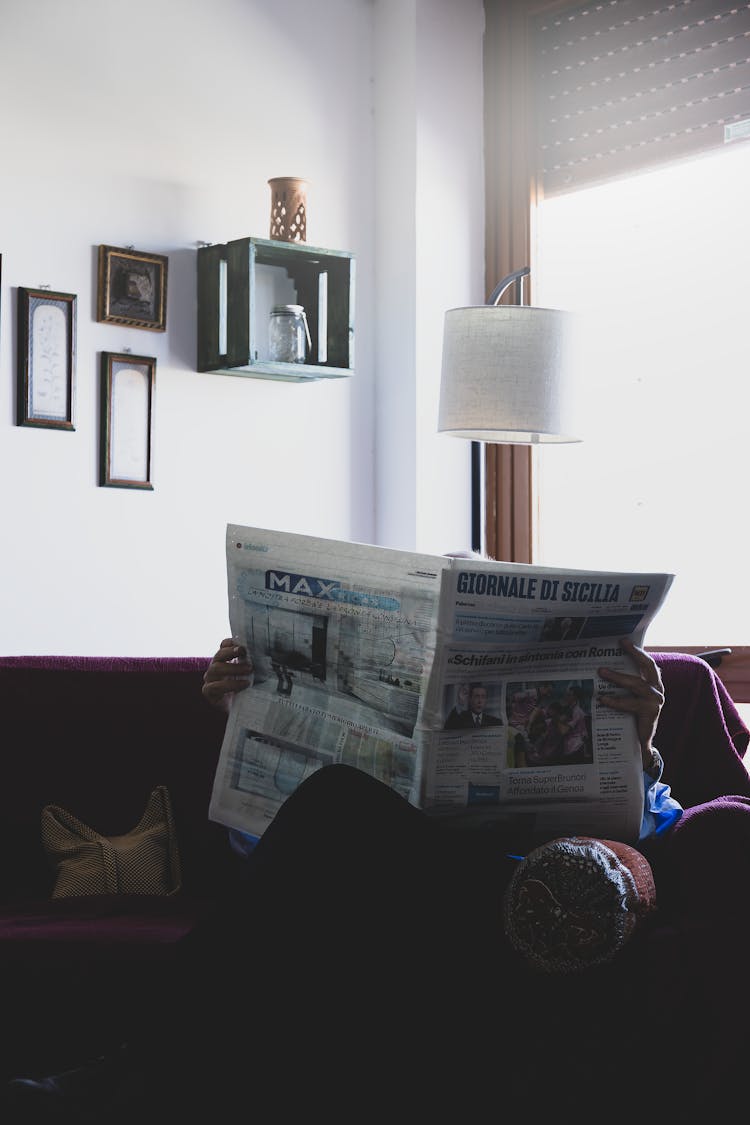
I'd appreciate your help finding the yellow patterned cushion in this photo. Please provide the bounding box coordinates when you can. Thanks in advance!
[41,785,182,898]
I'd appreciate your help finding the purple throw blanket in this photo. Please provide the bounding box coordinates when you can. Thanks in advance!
[652,651,750,806]
[648,652,750,919]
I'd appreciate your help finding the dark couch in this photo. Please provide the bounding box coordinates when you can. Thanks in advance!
[1,651,749,1111]
[0,655,239,1080]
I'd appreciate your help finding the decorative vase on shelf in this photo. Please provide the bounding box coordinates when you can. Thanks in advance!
[268,177,308,243]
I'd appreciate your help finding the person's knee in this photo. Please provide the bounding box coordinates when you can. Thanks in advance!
[300,761,368,796]
[659,795,750,917]
[289,762,406,815]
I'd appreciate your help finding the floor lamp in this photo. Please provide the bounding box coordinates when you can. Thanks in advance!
[437,267,580,553]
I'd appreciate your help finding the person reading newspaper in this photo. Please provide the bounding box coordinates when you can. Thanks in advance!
[6,633,684,1123]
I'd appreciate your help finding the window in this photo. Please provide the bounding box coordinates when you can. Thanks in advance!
[533,139,750,648]
[482,0,750,701]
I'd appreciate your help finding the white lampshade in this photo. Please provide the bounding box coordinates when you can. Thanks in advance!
[438,305,581,444]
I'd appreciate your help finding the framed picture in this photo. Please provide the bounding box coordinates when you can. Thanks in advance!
[99,351,156,490]
[17,287,77,430]
[97,245,168,331]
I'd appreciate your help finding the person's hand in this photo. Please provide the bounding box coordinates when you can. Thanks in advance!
[202,637,253,712]
[597,637,664,770]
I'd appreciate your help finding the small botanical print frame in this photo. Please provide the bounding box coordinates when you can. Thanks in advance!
[97,245,168,331]
[17,287,77,430]
[99,351,156,490]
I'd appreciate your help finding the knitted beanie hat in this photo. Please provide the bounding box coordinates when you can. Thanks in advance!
[503,836,656,973]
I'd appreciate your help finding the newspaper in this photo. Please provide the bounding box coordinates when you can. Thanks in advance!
[209,524,674,844]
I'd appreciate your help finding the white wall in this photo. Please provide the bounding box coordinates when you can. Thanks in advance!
[0,0,482,656]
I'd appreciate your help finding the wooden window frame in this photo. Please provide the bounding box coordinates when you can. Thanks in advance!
[482,0,569,566]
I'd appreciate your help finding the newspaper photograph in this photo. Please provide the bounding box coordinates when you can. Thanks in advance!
[209,524,674,844]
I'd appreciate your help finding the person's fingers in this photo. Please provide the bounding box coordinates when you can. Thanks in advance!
[204,639,237,670]
[600,678,662,710]
[201,672,252,708]
[211,637,244,663]
[600,691,647,714]
[204,640,249,675]
[203,671,252,695]
[201,639,253,708]
[597,666,653,696]
[598,639,663,699]
[619,637,663,687]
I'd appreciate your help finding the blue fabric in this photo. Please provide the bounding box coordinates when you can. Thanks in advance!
[639,747,683,840]
[228,827,259,859]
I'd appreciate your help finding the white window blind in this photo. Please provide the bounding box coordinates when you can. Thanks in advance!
[535,0,750,196]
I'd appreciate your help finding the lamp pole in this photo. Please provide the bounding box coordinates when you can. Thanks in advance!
[471,266,531,552]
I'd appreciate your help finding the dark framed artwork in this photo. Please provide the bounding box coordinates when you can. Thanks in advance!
[97,245,168,331]
[16,287,77,430]
[99,351,156,489]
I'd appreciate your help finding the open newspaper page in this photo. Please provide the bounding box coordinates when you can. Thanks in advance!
[209,524,674,845]
[209,524,445,838]
[418,558,674,843]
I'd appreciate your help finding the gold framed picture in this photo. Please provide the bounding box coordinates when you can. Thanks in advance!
[97,245,168,331]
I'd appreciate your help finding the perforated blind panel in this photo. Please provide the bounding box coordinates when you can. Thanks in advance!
[535,0,750,195]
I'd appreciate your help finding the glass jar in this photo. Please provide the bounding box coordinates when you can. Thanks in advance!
[268,304,310,364]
